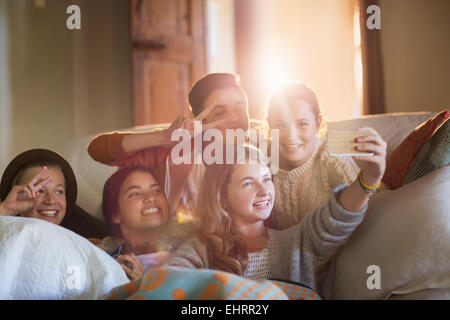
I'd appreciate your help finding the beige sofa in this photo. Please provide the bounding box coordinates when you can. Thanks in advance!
[55,111,450,300]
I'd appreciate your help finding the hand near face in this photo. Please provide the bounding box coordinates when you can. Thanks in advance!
[0,167,52,216]
[117,253,145,281]
[165,103,227,142]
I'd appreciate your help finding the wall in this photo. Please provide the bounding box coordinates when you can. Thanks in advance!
[234,0,450,119]
[0,0,133,174]
[205,0,236,73]
[235,0,359,121]
[380,0,450,113]
[0,0,12,176]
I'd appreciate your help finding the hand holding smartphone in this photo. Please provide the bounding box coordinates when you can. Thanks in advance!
[327,130,375,156]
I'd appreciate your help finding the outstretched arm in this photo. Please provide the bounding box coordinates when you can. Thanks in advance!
[87,127,173,166]
[337,127,387,212]
[88,103,224,165]
[284,127,386,289]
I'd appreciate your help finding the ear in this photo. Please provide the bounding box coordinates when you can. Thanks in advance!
[221,200,228,210]
[220,190,229,210]
[111,212,122,224]
[220,197,228,210]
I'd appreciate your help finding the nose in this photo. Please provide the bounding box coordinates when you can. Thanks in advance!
[256,181,269,197]
[228,107,247,128]
[285,123,298,141]
[143,192,155,203]
[42,192,56,205]
[227,110,239,125]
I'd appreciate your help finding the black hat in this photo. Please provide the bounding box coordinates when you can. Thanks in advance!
[0,148,77,220]
[0,148,108,239]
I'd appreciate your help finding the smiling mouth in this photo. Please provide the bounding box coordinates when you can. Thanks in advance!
[37,209,59,217]
[253,200,270,208]
[142,207,160,216]
[283,143,303,149]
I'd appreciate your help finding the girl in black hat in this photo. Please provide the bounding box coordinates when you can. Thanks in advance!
[0,149,107,238]
[0,165,66,224]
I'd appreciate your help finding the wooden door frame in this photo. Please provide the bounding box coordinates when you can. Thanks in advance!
[130,0,207,125]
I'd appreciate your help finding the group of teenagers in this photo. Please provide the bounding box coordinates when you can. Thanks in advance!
[0,73,389,298]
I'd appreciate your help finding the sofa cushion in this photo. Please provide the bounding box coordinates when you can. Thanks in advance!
[403,118,450,186]
[382,109,449,189]
[332,165,450,299]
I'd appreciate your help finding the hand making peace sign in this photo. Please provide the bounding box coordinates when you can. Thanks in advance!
[0,166,53,217]
[165,103,226,141]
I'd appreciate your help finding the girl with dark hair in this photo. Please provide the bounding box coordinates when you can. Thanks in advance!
[99,165,182,281]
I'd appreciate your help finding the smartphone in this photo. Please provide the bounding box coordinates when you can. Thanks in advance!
[327,130,374,156]
[110,244,123,259]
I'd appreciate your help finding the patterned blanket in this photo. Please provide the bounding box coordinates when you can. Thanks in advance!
[104,267,321,300]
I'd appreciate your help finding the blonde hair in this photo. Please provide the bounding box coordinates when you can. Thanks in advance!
[196,144,267,275]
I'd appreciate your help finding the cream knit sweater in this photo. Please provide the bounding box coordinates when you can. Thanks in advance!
[270,137,361,229]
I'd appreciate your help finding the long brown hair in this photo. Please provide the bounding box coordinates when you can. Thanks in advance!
[196,144,268,275]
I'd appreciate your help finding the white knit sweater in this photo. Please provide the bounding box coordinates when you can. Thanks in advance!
[270,137,361,229]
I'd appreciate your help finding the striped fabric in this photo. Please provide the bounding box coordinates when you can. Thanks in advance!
[403,118,450,185]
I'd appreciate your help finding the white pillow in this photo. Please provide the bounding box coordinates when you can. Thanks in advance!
[56,135,116,221]
[332,165,450,299]
[0,217,129,299]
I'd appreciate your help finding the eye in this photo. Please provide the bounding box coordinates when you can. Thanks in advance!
[56,189,65,195]
[297,122,308,128]
[37,189,45,194]
[213,105,228,116]
[243,181,254,188]
[152,188,162,195]
[263,176,272,183]
[215,110,226,117]
[128,192,141,198]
